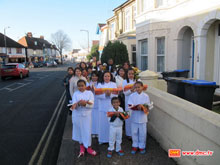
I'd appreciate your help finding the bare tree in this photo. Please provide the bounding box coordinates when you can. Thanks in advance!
[51,30,71,64]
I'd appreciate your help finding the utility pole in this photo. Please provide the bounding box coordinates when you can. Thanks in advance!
[4,26,10,64]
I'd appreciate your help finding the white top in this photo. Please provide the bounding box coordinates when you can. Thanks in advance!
[122,79,135,96]
[115,75,124,88]
[69,76,87,98]
[71,90,94,116]
[108,106,124,127]
[128,91,151,123]
[96,81,118,112]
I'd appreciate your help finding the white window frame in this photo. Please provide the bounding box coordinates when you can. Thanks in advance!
[156,37,165,72]
[125,9,131,32]
[132,5,136,29]
[140,39,148,70]
[110,23,115,40]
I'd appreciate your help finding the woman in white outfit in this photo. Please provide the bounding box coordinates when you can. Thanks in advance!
[122,68,136,138]
[69,67,87,98]
[96,71,118,144]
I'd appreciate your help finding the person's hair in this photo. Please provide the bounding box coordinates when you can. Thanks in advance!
[111,97,120,104]
[77,79,87,86]
[126,68,136,83]
[87,66,92,70]
[90,71,98,81]
[134,81,143,87]
[116,67,125,79]
[98,63,103,67]
[123,61,130,68]
[79,62,87,69]
[74,67,81,75]
[67,67,74,72]
[99,71,114,84]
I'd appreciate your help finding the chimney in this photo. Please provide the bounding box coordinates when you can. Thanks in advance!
[40,35,44,40]
[27,32,33,38]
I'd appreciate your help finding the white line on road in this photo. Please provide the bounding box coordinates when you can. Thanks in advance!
[28,91,66,164]
[9,82,31,92]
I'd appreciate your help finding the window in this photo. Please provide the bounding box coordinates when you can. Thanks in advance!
[131,45,136,66]
[140,40,148,70]
[156,37,165,72]
[110,23,115,40]
[155,0,164,8]
[16,48,22,54]
[8,48,12,54]
[125,9,131,31]
[132,5,136,29]
[140,0,148,13]
[34,41,37,46]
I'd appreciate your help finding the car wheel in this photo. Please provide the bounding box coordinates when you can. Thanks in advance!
[19,73,23,79]
[1,76,5,80]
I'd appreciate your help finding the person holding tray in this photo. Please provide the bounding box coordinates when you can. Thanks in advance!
[96,71,118,144]
[128,81,153,155]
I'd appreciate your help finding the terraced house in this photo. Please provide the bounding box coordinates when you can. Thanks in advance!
[0,33,26,64]
[18,32,59,62]
[135,0,220,93]
[97,0,137,65]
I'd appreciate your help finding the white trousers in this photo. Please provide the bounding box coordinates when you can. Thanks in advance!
[131,122,147,149]
[72,111,92,148]
[125,109,132,136]
[108,125,122,152]
[98,111,110,143]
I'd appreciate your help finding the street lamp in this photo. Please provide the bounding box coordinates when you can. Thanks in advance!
[4,26,10,63]
[80,29,90,53]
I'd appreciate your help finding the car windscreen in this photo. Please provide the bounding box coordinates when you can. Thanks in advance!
[2,65,17,69]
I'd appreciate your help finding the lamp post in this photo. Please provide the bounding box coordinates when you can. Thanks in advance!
[4,26,10,64]
[80,29,90,53]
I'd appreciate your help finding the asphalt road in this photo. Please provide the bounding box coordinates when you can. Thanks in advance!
[0,65,69,164]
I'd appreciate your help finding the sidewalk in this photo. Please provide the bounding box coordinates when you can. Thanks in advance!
[57,115,176,165]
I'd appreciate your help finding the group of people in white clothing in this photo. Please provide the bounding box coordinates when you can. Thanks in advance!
[63,60,153,158]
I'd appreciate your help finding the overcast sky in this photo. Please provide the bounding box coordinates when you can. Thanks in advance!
[0,0,126,51]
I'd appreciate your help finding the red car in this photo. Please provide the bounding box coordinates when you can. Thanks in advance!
[0,63,29,80]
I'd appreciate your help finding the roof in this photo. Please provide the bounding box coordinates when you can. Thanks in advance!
[0,33,25,48]
[96,23,106,34]
[113,0,133,12]
[98,24,106,28]
[18,36,54,50]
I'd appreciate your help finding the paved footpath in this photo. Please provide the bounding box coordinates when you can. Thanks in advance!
[57,114,176,165]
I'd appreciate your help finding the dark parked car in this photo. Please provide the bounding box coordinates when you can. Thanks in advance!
[32,62,39,68]
[37,61,44,67]
[0,63,29,80]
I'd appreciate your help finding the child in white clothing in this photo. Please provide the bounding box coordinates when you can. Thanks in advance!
[107,97,129,158]
[128,81,152,155]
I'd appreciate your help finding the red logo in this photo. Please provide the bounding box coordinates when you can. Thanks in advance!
[168,149,181,158]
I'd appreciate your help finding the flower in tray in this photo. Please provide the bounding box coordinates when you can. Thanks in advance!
[132,66,141,80]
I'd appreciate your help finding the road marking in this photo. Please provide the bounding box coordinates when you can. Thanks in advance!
[9,82,31,92]
[28,91,66,164]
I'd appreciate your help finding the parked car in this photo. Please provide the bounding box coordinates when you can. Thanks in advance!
[46,61,57,67]
[54,59,60,64]
[37,61,44,67]
[32,62,39,68]
[0,63,29,80]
